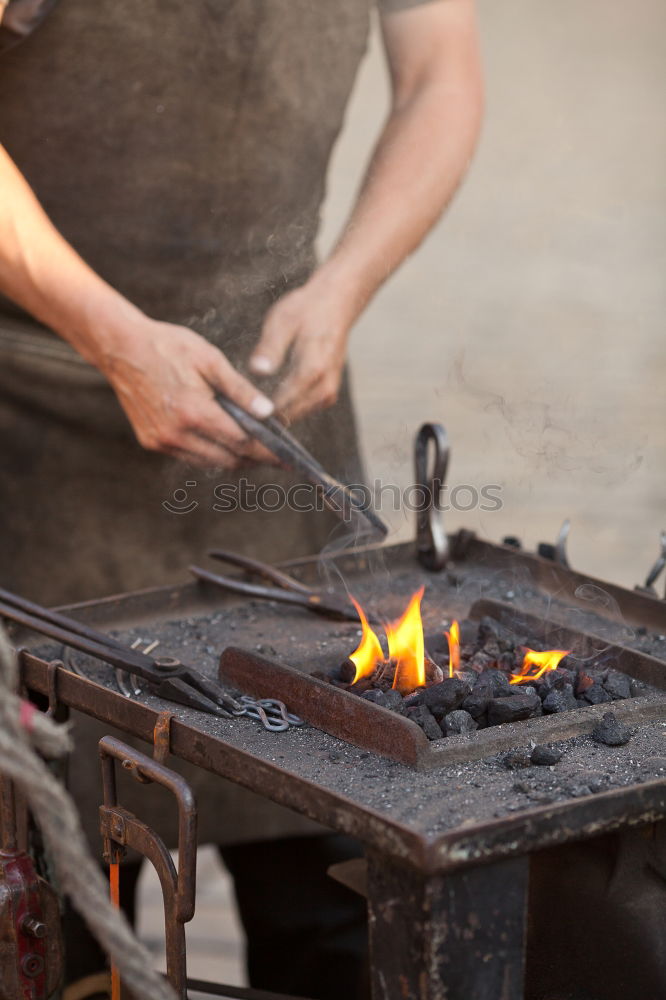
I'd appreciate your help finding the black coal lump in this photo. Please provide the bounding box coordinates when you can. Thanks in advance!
[542,685,578,714]
[473,669,513,698]
[382,689,406,714]
[487,693,540,726]
[530,745,563,766]
[406,705,442,741]
[591,712,633,747]
[462,689,491,722]
[443,709,478,736]
[602,670,632,701]
[361,689,385,705]
[537,668,575,698]
[420,677,471,719]
[583,683,612,705]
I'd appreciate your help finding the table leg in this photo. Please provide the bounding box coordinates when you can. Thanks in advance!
[367,853,528,1000]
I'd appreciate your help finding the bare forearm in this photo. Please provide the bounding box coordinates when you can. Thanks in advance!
[0,144,273,466]
[322,81,482,315]
[315,1,483,322]
[0,143,142,366]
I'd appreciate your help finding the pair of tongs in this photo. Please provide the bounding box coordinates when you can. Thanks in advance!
[216,393,388,541]
[191,549,375,623]
[0,587,240,717]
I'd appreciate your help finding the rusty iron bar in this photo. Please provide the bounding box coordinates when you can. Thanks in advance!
[218,646,429,767]
[217,633,666,771]
[98,736,197,999]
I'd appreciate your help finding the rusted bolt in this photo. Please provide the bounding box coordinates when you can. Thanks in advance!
[21,915,46,939]
[21,953,44,978]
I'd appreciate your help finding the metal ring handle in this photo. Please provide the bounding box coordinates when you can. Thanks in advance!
[414,423,450,571]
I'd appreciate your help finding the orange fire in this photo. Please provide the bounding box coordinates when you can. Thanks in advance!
[444,620,460,678]
[348,596,384,684]
[388,586,426,695]
[348,588,427,695]
[510,647,570,685]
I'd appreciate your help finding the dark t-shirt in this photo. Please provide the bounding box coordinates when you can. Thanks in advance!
[0,0,434,344]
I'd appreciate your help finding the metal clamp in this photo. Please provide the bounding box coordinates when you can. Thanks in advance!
[414,423,450,571]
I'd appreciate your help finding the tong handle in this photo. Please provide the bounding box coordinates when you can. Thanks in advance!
[0,598,152,675]
[0,587,131,653]
[206,549,311,594]
[216,393,388,539]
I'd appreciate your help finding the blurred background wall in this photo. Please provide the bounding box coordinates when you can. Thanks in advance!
[141,0,666,983]
[320,0,666,589]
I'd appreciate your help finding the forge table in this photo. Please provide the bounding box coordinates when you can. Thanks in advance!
[18,536,666,1000]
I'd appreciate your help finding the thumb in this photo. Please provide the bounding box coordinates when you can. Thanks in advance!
[249,302,299,376]
[201,341,274,419]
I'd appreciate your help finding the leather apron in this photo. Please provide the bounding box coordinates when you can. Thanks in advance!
[0,0,371,848]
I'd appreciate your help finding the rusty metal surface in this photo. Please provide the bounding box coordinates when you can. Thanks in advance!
[447,532,666,633]
[17,650,666,878]
[219,646,430,768]
[367,851,528,1000]
[217,590,666,769]
[11,533,666,877]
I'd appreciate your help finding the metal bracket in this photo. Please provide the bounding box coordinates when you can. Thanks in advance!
[98,736,197,998]
[152,710,174,766]
[45,659,69,723]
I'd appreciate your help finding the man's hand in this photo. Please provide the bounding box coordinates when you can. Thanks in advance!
[99,317,276,469]
[249,272,355,424]
[0,143,276,469]
[248,0,483,427]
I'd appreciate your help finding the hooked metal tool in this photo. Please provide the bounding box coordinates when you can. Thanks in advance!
[216,392,388,541]
[414,422,449,571]
[641,530,666,599]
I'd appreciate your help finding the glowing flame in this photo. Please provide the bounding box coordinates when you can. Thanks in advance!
[387,586,426,695]
[349,596,384,683]
[510,647,570,685]
[445,620,460,678]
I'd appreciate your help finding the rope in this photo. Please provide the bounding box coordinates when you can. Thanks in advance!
[0,626,176,1000]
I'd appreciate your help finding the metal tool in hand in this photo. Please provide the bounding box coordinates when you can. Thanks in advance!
[190,548,379,623]
[642,530,666,599]
[0,587,240,718]
[216,392,388,541]
[414,422,449,571]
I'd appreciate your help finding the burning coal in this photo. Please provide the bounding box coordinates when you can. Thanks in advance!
[323,592,638,743]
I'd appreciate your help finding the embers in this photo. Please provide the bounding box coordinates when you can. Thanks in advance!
[321,612,644,743]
